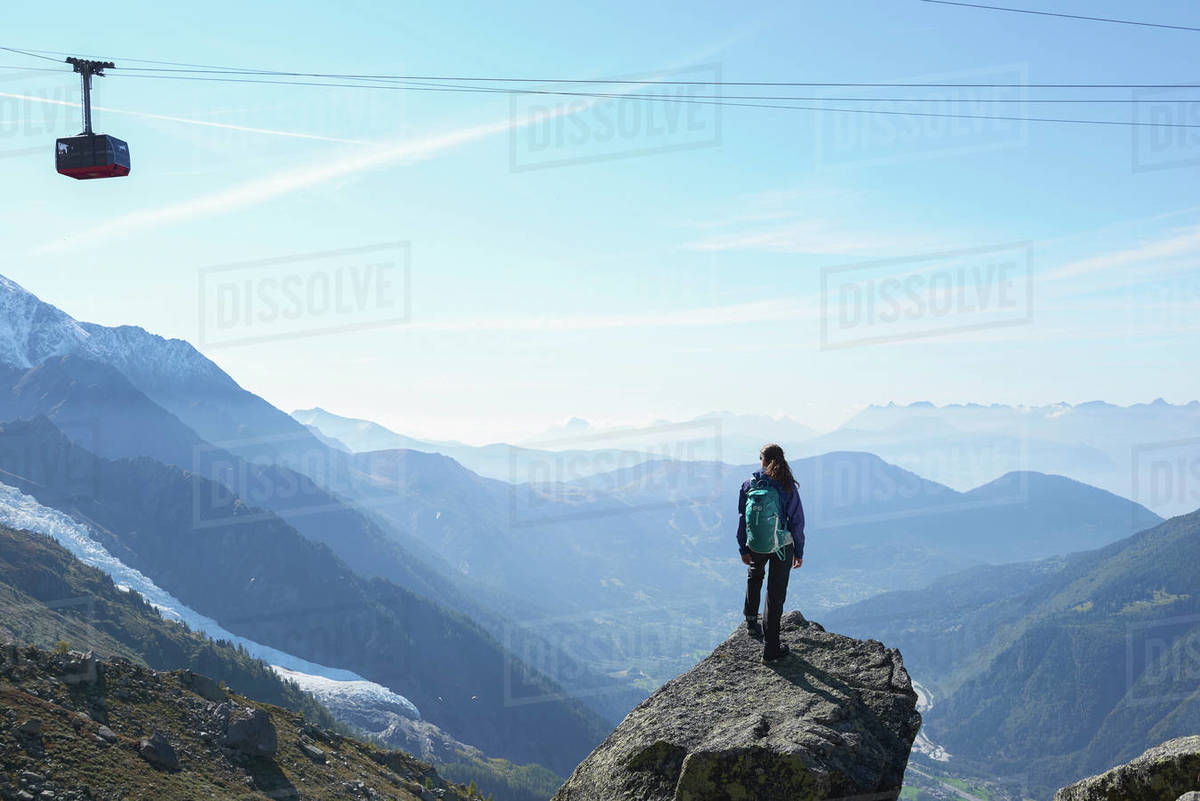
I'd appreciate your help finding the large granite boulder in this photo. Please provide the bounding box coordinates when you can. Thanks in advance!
[224,705,278,758]
[1055,736,1200,801]
[553,611,921,801]
[138,731,179,770]
[180,669,226,702]
[208,702,278,758]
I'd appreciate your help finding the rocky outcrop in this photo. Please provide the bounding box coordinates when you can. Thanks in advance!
[381,716,486,765]
[225,705,278,757]
[297,739,326,763]
[138,731,179,770]
[207,702,278,758]
[1054,736,1200,801]
[61,652,100,686]
[553,611,921,801]
[1,641,477,800]
[180,669,225,703]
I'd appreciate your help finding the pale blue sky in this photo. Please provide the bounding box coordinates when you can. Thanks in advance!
[1,0,1197,442]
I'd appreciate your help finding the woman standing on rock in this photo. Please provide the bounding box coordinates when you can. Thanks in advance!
[737,443,805,662]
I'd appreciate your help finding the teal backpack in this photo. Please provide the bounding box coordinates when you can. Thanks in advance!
[745,477,789,560]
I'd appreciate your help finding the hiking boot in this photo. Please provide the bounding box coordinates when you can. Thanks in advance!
[745,618,762,639]
[762,643,790,662]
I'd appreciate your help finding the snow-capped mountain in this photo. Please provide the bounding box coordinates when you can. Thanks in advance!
[0,273,303,466]
[77,323,238,392]
[0,274,649,772]
[0,275,89,368]
[0,274,229,387]
[0,479,420,721]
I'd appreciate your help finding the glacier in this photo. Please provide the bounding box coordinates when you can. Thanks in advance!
[0,480,420,720]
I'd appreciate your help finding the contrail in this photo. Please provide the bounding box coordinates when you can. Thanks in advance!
[36,95,605,254]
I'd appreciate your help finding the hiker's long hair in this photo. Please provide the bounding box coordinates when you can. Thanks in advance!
[760,443,796,494]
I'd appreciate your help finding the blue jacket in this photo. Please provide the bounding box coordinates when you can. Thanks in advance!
[737,470,805,559]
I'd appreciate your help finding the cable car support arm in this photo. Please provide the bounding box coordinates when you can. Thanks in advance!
[66,57,114,135]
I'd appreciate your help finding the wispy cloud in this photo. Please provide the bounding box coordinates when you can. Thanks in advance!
[684,219,928,255]
[1046,223,1200,283]
[679,185,941,256]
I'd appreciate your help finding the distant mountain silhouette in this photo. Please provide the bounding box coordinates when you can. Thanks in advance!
[294,406,820,479]
[802,400,1200,515]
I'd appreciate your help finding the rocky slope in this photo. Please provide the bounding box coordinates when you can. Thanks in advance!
[552,612,921,801]
[0,643,480,801]
[1055,736,1200,801]
[0,502,556,801]
[0,520,338,728]
[0,418,609,776]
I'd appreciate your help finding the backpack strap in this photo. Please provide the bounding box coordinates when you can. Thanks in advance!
[759,474,789,561]
[779,480,795,531]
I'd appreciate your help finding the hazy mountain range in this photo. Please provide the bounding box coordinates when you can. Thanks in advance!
[0,274,624,775]
[292,406,819,482]
[296,398,1199,519]
[825,509,1200,798]
[279,425,1162,688]
[1,270,1195,800]
[797,400,1200,516]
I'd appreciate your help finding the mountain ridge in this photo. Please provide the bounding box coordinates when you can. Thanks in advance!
[0,639,478,801]
[825,508,1200,798]
[0,416,609,775]
[0,274,649,729]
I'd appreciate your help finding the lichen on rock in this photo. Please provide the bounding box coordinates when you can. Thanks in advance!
[1054,736,1200,801]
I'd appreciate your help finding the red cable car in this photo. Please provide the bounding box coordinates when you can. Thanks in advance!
[56,134,130,179]
[56,58,131,180]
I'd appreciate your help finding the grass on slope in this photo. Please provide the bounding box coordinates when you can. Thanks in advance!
[0,643,484,801]
[0,523,337,728]
[439,754,563,801]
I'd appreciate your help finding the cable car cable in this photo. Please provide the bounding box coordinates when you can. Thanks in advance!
[0,46,67,63]
[104,70,1200,129]
[8,58,1200,104]
[920,1,1200,33]
[0,64,74,73]
[8,46,1200,133]
[101,69,1200,101]
[5,46,1200,89]
[107,70,1200,107]
[103,68,1200,90]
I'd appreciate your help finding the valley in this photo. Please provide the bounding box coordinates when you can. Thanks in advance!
[0,272,1195,801]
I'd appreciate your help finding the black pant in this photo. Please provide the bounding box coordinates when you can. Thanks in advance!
[743,543,793,649]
